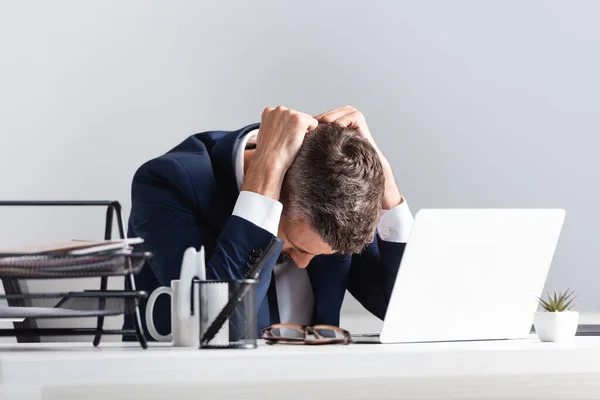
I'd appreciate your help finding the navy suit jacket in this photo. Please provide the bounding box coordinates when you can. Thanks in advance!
[125,124,406,338]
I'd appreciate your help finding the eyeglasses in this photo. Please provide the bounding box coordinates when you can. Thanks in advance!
[262,323,352,345]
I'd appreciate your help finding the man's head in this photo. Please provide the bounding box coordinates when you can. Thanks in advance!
[278,123,385,268]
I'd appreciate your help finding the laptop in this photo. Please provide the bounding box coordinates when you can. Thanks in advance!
[353,209,565,343]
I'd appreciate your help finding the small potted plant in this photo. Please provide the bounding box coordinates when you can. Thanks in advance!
[533,289,578,342]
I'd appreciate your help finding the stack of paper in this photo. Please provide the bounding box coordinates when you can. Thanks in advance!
[0,238,144,255]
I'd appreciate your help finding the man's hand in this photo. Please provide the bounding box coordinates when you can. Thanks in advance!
[315,105,403,210]
[315,105,379,150]
[242,106,318,201]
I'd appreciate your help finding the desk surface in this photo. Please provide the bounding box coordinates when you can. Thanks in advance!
[2,336,600,400]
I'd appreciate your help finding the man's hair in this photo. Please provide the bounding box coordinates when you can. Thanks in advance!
[280,123,385,254]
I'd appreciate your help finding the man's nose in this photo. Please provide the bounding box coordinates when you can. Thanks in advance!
[293,253,314,269]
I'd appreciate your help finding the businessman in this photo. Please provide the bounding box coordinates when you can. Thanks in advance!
[126,105,413,338]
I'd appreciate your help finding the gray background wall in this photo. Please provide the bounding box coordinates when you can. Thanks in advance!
[1,0,599,325]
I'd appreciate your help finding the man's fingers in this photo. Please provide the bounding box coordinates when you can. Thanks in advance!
[316,109,354,124]
[264,106,318,132]
[263,105,288,116]
[315,105,354,120]
[262,107,275,120]
[331,114,354,128]
[315,110,345,122]
[294,112,319,131]
[317,108,364,130]
[306,116,319,131]
[331,110,364,129]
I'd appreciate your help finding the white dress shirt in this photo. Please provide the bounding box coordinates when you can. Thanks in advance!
[231,129,414,324]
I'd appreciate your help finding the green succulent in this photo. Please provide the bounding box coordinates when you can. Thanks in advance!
[537,289,576,312]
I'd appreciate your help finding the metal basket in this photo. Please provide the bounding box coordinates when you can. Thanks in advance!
[0,200,149,348]
[197,279,258,349]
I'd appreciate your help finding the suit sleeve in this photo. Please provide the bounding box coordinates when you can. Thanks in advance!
[347,201,413,320]
[130,156,283,309]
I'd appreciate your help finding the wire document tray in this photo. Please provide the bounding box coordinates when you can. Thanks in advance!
[0,200,150,348]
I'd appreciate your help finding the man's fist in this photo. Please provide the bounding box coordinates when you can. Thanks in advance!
[316,105,404,209]
[255,106,319,172]
[315,105,378,151]
[242,106,318,201]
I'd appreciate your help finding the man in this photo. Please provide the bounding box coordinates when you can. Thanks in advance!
[126,105,413,338]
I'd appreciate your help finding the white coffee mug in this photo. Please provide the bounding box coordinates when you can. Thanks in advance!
[145,280,199,347]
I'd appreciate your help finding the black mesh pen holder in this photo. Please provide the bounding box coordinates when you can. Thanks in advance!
[196,279,258,349]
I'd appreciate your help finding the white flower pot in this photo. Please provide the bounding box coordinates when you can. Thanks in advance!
[533,311,579,342]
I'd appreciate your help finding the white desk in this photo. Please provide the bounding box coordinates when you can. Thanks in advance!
[1,336,600,400]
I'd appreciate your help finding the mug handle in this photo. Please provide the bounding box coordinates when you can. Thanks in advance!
[145,286,173,342]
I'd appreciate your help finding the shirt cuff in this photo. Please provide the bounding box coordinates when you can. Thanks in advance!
[232,191,283,237]
[377,199,414,243]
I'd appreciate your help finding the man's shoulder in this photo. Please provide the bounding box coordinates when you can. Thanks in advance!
[132,136,212,186]
[135,124,259,182]
[131,123,260,217]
